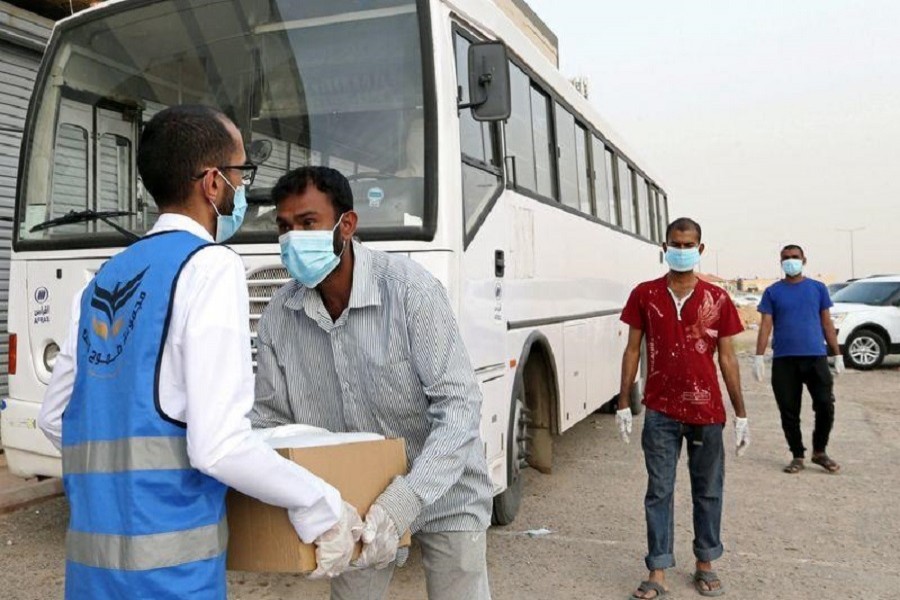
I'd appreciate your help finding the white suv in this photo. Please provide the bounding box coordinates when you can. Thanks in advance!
[830,276,900,369]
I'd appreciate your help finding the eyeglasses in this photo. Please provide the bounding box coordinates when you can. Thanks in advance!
[194,164,258,187]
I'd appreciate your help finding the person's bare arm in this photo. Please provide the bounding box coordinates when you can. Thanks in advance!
[618,327,644,411]
[755,313,773,356]
[718,335,747,418]
[820,309,841,357]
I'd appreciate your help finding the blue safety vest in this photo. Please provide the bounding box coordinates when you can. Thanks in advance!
[62,230,228,599]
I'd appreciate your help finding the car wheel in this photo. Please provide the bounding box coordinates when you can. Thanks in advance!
[844,328,886,370]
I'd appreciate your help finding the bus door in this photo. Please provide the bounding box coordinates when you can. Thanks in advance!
[453,28,510,493]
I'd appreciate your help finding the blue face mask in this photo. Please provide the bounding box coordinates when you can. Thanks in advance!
[212,173,247,243]
[665,247,701,272]
[280,216,346,288]
[782,259,803,277]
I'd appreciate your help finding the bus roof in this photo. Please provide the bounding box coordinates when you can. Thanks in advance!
[51,0,666,191]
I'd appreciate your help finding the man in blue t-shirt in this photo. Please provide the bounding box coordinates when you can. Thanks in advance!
[754,244,843,474]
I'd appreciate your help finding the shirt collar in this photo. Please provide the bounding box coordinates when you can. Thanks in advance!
[347,241,381,309]
[283,240,382,314]
[147,213,214,243]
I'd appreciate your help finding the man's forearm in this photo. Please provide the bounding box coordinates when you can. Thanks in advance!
[822,321,841,356]
[719,355,746,418]
[618,349,641,409]
[755,323,771,356]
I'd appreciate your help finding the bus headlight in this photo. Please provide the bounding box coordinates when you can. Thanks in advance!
[43,342,60,372]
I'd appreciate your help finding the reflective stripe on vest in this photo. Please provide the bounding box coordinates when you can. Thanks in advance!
[67,517,227,571]
[62,436,190,474]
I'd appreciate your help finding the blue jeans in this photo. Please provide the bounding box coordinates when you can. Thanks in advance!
[641,409,725,570]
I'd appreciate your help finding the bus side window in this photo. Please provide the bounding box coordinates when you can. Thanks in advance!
[648,186,659,243]
[630,168,642,236]
[660,193,670,234]
[605,148,620,226]
[530,86,556,200]
[591,135,611,222]
[454,30,502,239]
[505,63,537,191]
[554,103,578,210]
[575,124,591,215]
[636,175,650,240]
[617,157,634,232]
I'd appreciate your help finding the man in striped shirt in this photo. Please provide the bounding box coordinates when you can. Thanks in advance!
[251,166,493,600]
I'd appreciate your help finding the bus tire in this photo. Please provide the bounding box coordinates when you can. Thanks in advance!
[492,393,526,526]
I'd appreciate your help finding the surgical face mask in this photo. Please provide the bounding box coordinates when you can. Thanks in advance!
[211,173,247,243]
[280,216,346,288]
[782,258,804,277]
[665,247,701,272]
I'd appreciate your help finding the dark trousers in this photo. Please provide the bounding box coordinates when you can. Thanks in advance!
[641,409,724,570]
[771,356,835,458]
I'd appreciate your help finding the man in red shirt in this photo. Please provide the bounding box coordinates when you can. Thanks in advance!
[618,218,749,600]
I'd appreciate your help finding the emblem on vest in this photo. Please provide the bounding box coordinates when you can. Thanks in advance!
[81,267,149,367]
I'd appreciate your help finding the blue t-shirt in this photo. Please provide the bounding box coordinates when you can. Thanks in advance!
[758,278,832,357]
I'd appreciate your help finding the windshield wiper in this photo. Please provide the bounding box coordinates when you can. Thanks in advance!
[30,210,140,242]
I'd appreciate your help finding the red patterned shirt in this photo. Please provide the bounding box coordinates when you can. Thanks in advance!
[620,276,744,425]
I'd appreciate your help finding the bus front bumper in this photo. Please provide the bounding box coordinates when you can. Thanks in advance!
[0,397,62,479]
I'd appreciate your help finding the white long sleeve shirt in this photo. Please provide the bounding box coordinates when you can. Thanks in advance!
[38,213,341,543]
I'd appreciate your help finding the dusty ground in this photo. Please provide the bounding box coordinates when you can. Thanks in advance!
[2,338,898,599]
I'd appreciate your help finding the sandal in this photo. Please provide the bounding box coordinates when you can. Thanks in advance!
[811,453,840,473]
[693,569,726,597]
[783,458,805,474]
[630,580,669,599]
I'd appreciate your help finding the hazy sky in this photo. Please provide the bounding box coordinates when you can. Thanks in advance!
[527,0,900,281]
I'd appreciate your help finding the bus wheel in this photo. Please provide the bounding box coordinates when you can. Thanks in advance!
[492,396,530,526]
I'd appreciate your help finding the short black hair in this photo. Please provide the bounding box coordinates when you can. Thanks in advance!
[137,105,234,208]
[781,244,805,257]
[272,166,354,219]
[665,217,702,243]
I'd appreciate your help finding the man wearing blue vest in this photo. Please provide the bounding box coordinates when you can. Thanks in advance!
[38,105,362,599]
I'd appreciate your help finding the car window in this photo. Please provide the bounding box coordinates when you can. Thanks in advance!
[831,282,900,306]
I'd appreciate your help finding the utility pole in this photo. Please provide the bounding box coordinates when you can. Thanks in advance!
[836,227,865,279]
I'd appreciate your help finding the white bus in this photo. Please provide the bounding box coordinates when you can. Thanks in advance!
[2,0,668,525]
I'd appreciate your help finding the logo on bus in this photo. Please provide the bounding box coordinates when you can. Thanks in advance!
[367,187,385,208]
[34,287,49,304]
[82,267,149,367]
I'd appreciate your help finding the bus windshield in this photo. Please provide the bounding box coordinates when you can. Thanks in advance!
[17,0,428,247]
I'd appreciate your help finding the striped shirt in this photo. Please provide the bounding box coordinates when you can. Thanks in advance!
[251,241,493,534]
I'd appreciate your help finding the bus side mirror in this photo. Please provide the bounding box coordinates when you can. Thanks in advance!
[463,42,511,122]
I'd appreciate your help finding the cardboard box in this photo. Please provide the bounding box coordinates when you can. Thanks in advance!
[226,438,411,573]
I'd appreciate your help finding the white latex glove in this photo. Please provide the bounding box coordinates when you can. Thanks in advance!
[753,355,765,383]
[734,417,750,457]
[356,503,400,570]
[834,355,845,376]
[615,408,633,444]
[308,501,364,580]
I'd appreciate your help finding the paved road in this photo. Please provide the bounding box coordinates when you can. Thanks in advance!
[2,354,898,599]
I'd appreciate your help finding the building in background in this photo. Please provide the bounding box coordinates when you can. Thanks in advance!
[494,0,557,66]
